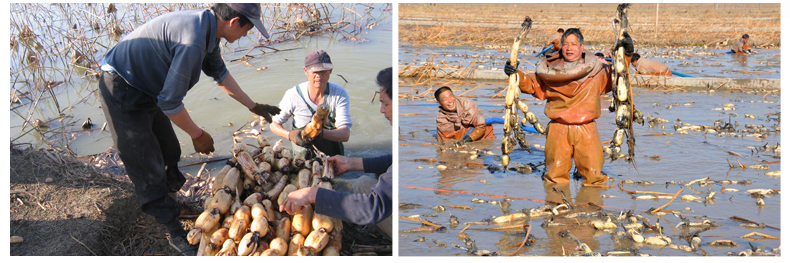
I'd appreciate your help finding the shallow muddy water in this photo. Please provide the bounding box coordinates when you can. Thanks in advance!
[399,45,780,79]
[397,78,780,256]
[9,4,393,180]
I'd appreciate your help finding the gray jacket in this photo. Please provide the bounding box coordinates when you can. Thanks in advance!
[103,9,229,116]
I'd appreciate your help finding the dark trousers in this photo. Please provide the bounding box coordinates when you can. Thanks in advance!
[98,71,185,226]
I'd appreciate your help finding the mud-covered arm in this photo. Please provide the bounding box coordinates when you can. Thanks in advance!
[460,98,487,128]
[436,111,463,142]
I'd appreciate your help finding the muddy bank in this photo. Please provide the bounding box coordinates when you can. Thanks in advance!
[9,146,174,256]
[9,145,390,256]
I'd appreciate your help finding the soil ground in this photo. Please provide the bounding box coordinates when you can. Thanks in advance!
[9,146,390,256]
[399,3,780,49]
[9,146,174,256]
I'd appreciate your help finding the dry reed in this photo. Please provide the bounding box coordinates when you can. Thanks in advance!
[400,3,780,49]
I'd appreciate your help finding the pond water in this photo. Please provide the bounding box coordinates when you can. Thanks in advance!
[399,45,781,79]
[397,78,780,256]
[9,3,393,180]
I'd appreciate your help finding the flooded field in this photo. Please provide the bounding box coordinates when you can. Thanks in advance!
[399,45,781,79]
[9,3,393,180]
[397,77,780,256]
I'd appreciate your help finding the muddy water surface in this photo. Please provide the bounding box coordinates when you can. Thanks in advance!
[399,45,780,79]
[398,78,780,256]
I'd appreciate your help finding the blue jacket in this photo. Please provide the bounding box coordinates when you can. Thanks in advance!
[314,154,393,225]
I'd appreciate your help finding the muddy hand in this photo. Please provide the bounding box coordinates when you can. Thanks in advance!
[278,187,316,214]
[288,130,312,147]
[327,155,357,176]
[249,103,281,123]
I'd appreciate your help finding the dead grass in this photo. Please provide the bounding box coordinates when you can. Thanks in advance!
[400,3,780,48]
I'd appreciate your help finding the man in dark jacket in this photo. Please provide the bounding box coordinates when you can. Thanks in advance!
[98,3,280,255]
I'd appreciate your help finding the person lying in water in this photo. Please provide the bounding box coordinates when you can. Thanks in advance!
[434,86,495,143]
[731,34,751,53]
[631,53,671,76]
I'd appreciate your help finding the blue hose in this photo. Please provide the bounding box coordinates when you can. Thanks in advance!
[401,103,501,108]
[463,127,473,138]
[725,50,735,54]
[671,70,691,78]
[486,117,538,134]
[605,58,613,62]
[536,44,554,57]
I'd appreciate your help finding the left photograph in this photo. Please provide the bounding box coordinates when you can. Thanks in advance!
[9,3,393,256]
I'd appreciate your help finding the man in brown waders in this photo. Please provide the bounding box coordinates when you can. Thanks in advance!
[731,34,750,53]
[504,28,633,186]
[98,3,280,255]
[434,86,495,143]
[270,50,352,159]
[631,53,672,76]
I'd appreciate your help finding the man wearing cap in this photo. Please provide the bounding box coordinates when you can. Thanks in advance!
[631,53,672,76]
[98,3,279,255]
[270,50,352,159]
[731,34,750,53]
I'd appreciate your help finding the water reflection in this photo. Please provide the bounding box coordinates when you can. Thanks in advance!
[539,183,604,256]
[398,78,780,256]
[730,53,748,67]
[434,143,490,194]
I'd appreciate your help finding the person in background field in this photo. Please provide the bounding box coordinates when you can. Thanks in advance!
[270,50,352,159]
[631,53,672,76]
[504,28,633,185]
[279,67,393,239]
[731,34,750,53]
[435,86,495,143]
[542,28,564,57]
[98,3,280,255]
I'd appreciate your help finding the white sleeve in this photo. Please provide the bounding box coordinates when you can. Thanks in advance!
[332,86,352,129]
[272,88,295,125]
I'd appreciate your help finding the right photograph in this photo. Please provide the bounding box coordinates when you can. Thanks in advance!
[397,3,780,256]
